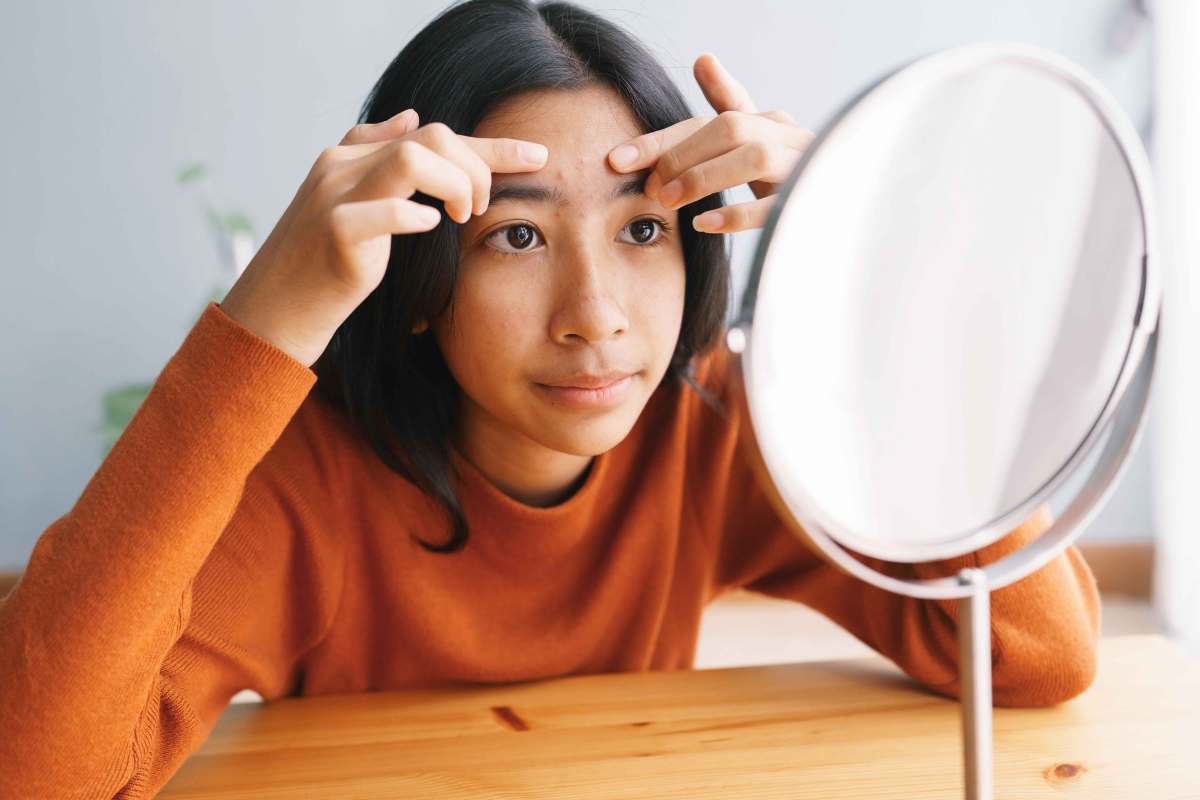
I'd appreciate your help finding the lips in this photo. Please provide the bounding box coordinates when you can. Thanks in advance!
[533,371,640,409]
[539,371,635,390]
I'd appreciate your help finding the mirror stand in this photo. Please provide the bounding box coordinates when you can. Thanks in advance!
[957,567,993,800]
[951,321,1156,800]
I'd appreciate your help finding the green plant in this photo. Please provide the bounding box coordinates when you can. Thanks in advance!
[97,161,256,457]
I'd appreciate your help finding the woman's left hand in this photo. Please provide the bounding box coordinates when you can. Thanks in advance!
[607,52,815,234]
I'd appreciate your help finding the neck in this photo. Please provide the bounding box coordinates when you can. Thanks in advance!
[453,402,594,507]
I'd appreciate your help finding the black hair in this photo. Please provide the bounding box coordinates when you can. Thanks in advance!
[312,0,731,553]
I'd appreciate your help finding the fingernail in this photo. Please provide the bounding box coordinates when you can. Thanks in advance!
[519,142,548,164]
[399,108,418,128]
[609,144,638,170]
[693,210,723,231]
[659,179,683,207]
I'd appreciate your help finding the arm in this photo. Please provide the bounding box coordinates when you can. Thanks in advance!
[717,490,1101,707]
[692,346,1101,708]
[0,102,548,795]
[0,302,338,797]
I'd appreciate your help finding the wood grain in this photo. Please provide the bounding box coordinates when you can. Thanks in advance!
[160,634,1197,799]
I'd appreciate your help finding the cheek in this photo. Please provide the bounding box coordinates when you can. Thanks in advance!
[437,267,538,385]
[633,253,687,343]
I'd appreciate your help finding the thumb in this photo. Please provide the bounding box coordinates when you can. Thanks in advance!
[694,52,758,114]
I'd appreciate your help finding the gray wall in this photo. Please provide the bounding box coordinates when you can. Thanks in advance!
[0,0,1153,569]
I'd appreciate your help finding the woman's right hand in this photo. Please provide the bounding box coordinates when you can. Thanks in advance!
[219,109,550,367]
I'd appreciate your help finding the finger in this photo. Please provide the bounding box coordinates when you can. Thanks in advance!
[761,108,797,125]
[454,134,550,214]
[335,129,549,221]
[607,116,711,173]
[694,52,758,115]
[656,141,798,210]
[646,112,793,201]
[692,195,776,234]
[329,197,442,247]
[459,135,550,175]
[339,108,419,146]
[407,123,496,215]
[353,139,475,224]
[326,125,548,173]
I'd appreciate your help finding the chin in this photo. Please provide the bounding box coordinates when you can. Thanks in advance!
[534,404,645,456]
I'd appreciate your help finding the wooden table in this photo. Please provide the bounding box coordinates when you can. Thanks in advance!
[160,634,1198,798]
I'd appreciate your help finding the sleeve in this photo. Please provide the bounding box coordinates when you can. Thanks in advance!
[694,344,1102,709]
[0,302,344,798]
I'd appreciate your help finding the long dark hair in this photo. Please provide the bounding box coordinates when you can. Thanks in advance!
[313,0,731,553]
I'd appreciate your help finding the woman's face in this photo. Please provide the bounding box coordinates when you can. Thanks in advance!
[432,84,685,460]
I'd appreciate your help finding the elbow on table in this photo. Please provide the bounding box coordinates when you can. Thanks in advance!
[992,642,1098,708]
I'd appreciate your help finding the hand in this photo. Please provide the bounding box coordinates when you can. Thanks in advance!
[219,110,550,367]
[606,52,814,234]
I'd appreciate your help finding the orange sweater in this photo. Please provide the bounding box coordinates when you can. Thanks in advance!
[0,301,1101,797]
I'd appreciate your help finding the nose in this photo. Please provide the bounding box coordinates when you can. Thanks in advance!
[548,241,630,346]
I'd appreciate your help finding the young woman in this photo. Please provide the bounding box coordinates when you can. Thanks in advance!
[0,0,1101,795]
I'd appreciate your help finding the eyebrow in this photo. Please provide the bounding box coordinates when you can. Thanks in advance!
[488,170,650,207]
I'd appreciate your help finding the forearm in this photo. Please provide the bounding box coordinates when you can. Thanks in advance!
[757,506,1102,707]
[0,303,316,795]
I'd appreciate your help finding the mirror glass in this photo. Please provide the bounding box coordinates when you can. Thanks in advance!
[745,54,1146,563]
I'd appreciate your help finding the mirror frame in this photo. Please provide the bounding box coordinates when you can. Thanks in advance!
[725,42,1160,596]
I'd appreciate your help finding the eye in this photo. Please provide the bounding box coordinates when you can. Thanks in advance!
[484,223,542,255]
[618,218,667,246]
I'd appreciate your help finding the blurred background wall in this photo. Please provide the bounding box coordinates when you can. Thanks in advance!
[0,0,1153,570]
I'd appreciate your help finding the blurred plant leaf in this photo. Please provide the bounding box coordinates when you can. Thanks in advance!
[99,383,152,456]
[177,162,208,184]
[98,162,251,458]
[222,212,254,236]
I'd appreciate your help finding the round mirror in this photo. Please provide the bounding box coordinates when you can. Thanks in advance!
[730,43,1160,799]
[731,43,1158,569]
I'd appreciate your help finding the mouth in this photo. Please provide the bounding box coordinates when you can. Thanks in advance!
[533,372,639,409]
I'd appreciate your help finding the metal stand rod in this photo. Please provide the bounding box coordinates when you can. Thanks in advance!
[958,567,993,800]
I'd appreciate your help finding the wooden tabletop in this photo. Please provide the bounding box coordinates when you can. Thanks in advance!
[160,634,1198,799]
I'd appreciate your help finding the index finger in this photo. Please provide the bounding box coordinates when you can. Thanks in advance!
[338,108,419,146]
[694,52,759,115]
[606,116,711,174]
[459,135,550,173]
[324,131,549,170]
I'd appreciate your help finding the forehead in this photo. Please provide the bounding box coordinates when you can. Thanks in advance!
[473,84,644,189]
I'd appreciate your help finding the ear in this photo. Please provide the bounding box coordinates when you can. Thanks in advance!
[412,320,429,334]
